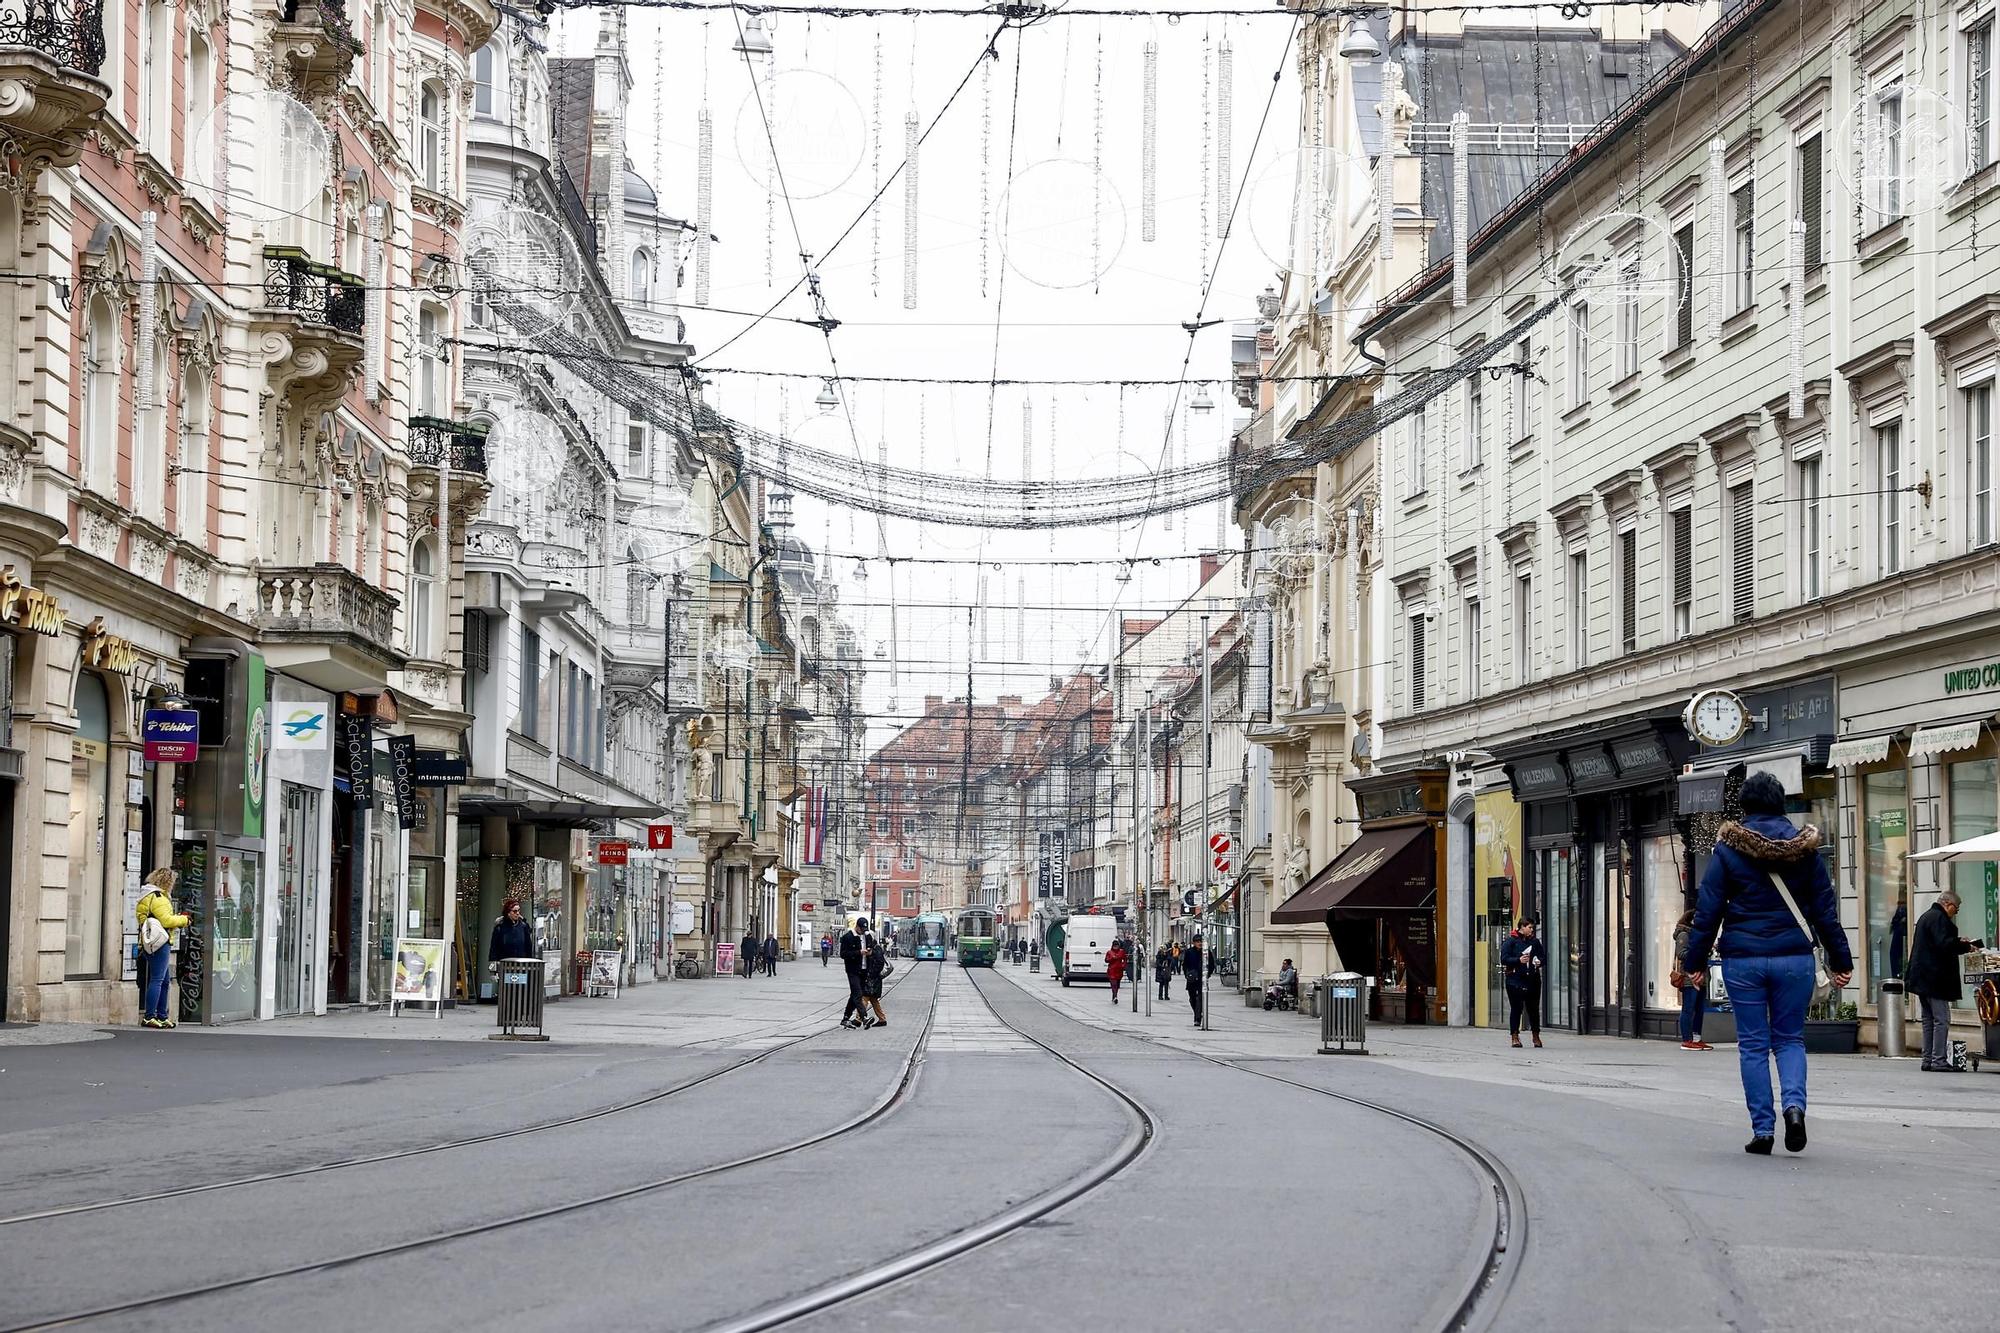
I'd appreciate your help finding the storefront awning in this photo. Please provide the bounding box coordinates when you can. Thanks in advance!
[1910,720,1985,759]
[1270,823,1434,924]
[457,797,668,826]
[1828,733,1896,768]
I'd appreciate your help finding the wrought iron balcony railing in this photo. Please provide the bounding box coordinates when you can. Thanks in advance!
[0,0,108,75]
[261,247,365,335]
[407,416,490,475]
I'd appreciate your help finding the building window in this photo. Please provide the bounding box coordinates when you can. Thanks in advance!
[418,304,445,416]
[1794,134,1824,271]
[1409,402,1428,495]
[82,297,119,493]
[1461,596,1481,700]
[924,765,938,779]
[1863,766,1909,986]
[1617,528,1638,654]
[1796,455,1823,599]
[142,1,176,157]
[1866,79,1905,224]
[520,626,541,737]
[1669,506,1693,637]
[1730,480,1755,622]
[1878,420,1904,575]
[419,81,445,191]
[1672,222,1695,346]
[874,850,891,872]
[1968,17,1994,175]
[1566,301,1589,408]
[408,537,436,658]
[1730,180,1755,314]
[1970,384,1995,548]
[630,247,652,304]
[1512,570,1532,686]
[900,848,918,871]
[874,816,889,834]
[1463,376,1484,471]
[187,31,213,159]
[902,816,916,835]
[66,673,114,979]
[474,43,498,117]
[626,423,646,476]
[178,362,210,541]
[1407,611,1427,710]
[1567,550,1589,670]
[1614,255,1641,381]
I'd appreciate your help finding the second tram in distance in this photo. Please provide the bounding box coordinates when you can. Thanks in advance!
[954,907,997,967]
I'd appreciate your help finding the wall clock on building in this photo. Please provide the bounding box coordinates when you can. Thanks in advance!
[1683,688,1750,747]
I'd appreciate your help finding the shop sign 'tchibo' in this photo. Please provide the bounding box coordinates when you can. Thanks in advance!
[0,566,65,636]
[80,618,142,673]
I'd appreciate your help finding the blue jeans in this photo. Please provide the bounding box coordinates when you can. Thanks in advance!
[138,945,172,1021]
[1677,983,1704,1043]
[1722,953,1814,1137]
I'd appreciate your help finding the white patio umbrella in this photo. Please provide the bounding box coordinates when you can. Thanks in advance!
[1908,832,2000,863]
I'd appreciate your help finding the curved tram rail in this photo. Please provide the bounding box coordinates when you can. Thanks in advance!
[0,968,924,1232]
[0,965,946,1333]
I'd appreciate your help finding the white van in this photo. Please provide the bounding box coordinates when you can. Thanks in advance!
[1061,915,1122,987]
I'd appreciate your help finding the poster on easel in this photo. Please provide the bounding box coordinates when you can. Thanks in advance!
[391,938,446,1015]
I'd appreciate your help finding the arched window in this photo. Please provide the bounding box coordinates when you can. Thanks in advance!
[187,31,213,162]
[630,247,652,304]
[419,82,444,190]
[66,673,114,978]
[417,304,443,415]
[473,43,497,117]
[141,1,175,157]
[178,361,210,542]
[82,297,120,493]
[362,496,381,583]
[408,536,437,658]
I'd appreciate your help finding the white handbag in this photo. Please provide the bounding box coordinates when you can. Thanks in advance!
[1767,871,1835,1006]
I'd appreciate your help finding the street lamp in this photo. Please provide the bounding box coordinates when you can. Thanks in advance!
[732,14,774,56]
[1338,16,1382,62]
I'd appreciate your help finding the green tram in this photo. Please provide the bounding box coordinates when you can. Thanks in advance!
[954,907,998,967]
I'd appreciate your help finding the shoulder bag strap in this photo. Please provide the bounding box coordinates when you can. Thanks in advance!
[1766,869,1819,951]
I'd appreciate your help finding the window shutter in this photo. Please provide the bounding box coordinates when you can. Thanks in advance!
[1800,136,1823,270]
[1410,615,1428,710]
[1619,530,1638,653]
[1671,509,1693,610]
[463,608,490,674]
[1731,483,1755,623]
[1673,224,1695,346]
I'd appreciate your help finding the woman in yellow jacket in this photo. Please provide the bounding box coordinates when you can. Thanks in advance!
[135,868,189,1028]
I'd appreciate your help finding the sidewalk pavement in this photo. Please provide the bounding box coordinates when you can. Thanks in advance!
[983,956,2000,1135]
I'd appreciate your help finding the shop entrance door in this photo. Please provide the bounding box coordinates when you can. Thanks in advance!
[276,784,321,1016]
[1539,846,1582,1029]
[0,783,13,1017]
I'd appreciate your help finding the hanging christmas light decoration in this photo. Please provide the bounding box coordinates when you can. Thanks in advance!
[903,109,920,310]
[1309,51,1325,283]
[136,211,158,409]
[1788,218,1807,418]
[1200,29,1212,277]
[364,202,384,402]
[1019,395,1033,525]
[871,26,883,297]
[1377,61,1402,261]
[1016,575,1026,664]
[1092,26,1105,293]
[1216,32,1233,239]
[1346,506,1362,633]
[764,42,777,288]
[1163,407,1177,533]
[1141,39,1158,243]
[1451,111,1469,308]
[1705,136,1726,342]
[695,111,714,306]
[1048,392,1059,555]
[980,54,993,296]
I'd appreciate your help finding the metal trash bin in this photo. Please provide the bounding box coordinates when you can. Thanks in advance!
[1878,978,1908,1058]
[1318,972,1369,1055]
[491,958,550,1041]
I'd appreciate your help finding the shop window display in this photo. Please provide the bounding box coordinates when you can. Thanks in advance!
[1644,834,1685,1010]
[1947,756,1999,1010]
[65,673,113,979]
[1863,767,1910,988]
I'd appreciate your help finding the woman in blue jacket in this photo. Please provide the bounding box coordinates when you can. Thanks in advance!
[1681,773,1853,1155]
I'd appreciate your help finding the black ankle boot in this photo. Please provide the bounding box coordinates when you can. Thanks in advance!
[1744,1136,1774,1155]
[1783,1107,1807,1153]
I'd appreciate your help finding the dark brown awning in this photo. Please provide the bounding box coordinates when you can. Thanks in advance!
[1269,823,1435,924]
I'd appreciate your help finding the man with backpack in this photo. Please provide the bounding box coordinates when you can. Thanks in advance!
[134,868,189,1028]
[839,918,872,1028]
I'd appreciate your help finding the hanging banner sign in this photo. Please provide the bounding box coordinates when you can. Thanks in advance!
[411,750,469,785]
[273,704,330,750]
[386,734,419,829]
[141,708,200,762]
[343,714,375,808]
[597,840,630,866]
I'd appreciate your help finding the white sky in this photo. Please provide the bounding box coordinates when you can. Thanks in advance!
[555,5,1304,740]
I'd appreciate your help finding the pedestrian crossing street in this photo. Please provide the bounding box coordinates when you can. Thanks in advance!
[925,964,1036,1052]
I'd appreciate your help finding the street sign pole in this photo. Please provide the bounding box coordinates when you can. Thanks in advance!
[1199,613,1212,1032]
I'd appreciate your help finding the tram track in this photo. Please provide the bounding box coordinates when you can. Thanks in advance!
[0,962,945,1333]
[0,965,926,1232]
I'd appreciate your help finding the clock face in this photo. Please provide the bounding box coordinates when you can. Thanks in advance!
[1689,690,1747,745]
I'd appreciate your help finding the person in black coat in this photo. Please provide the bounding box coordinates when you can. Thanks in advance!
[761,933,780,976]
[839,920,869,1028]
[1183,934,1205,1027]
[1155,945,1173,1000]
[488,899,535,974]
[1499,919,1547,1048]
[1907,889,1985,1072]
[740,931,759,979]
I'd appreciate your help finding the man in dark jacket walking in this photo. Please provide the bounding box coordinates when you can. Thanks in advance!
[1183,933,1205,1027]
[1155,945,1173,1000]
[1500,920,1547,1049]
[1908,888,1984,1071]
[762,933,780,976]
[740,931,759,978]
[839,920,870,1028]
[1682,772,1853,1154]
